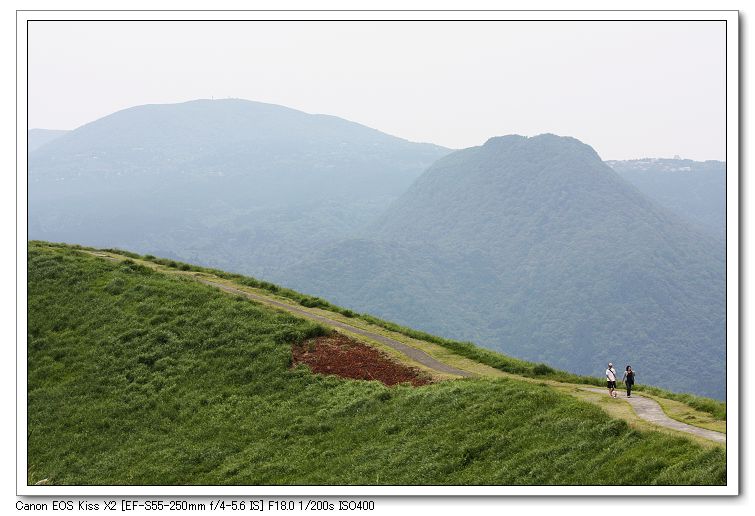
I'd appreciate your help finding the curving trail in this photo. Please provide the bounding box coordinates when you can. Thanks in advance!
[87,251,725,443]
[196,278,476,378]
[198,277,724,444]
[582,387,725,443]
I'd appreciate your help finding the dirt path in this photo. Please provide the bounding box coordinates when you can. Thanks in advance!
[83,250,725,442]
[196,278,476,378]
[582,387,725,443]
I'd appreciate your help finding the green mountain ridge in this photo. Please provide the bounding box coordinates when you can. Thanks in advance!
[26,242,726,485]
[281,134,726,399]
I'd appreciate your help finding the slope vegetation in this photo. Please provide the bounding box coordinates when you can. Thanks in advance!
[27,242,725,485]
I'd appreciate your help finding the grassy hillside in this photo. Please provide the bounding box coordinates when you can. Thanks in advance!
[106,243,725,420]
[27,242,725,485]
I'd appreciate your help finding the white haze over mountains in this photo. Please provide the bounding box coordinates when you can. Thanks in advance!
[28,20,725,161]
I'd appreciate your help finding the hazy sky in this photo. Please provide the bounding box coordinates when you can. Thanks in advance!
[28,20,726,160]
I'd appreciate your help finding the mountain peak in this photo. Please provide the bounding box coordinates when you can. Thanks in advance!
[482,134,528,147]
[482,133,602,162]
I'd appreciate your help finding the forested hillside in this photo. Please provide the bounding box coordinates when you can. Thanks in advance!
[282,135,726,398]
[607,158,725,239]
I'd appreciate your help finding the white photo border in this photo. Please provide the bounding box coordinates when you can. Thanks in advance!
[16,8,739,497]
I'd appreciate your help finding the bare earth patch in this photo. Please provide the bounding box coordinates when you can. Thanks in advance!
[292,333,433,386]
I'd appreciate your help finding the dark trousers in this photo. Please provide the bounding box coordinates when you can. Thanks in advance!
[626,383,633,396]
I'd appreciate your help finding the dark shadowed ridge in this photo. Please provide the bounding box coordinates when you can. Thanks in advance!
[281,134,725,398]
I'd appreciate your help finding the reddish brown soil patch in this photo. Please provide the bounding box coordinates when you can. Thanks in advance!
[291,333,433,387]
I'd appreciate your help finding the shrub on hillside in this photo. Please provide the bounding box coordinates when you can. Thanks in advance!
[533,363,555,376]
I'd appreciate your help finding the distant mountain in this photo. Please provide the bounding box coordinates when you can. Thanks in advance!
[28,99,450,276]
[282,135,726,398]
[606,158,726,240]
[27,128,69,151]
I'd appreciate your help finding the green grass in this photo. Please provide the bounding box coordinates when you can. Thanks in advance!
[634,387,726,420]
[53,242,726,420]
[27,242,725,485]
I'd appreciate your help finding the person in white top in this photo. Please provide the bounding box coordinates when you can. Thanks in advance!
[605,363,618,398]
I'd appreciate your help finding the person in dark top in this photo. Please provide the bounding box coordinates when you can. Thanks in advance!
[623,365,636,398]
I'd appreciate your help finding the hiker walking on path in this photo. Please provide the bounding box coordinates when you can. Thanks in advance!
[623,366,636,398]
[606,363,618,398]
